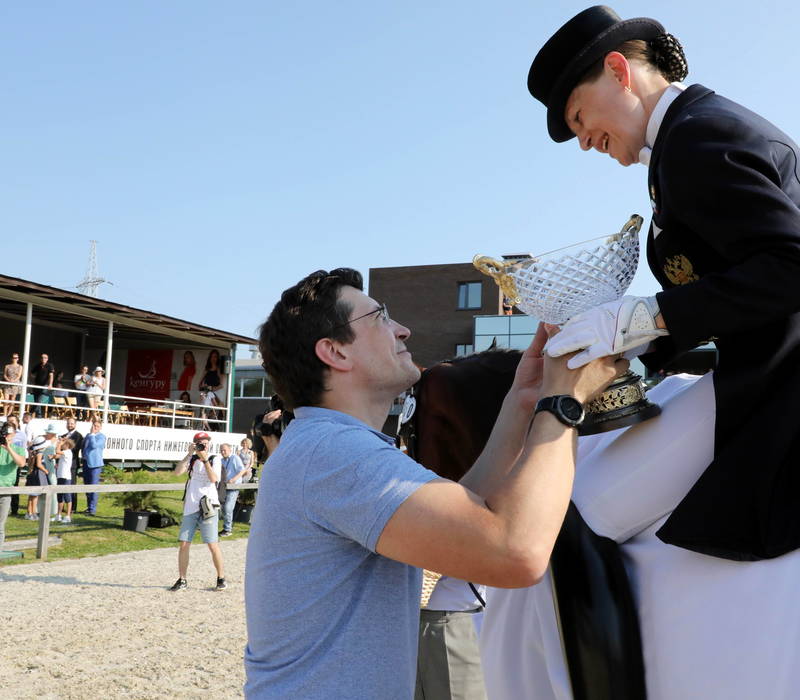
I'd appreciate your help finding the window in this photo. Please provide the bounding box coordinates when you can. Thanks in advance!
[455,343,474,357]
[457,282,482,309]
[241,377,265,397]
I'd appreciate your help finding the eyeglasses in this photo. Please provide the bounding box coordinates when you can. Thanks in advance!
[332,303,390,330]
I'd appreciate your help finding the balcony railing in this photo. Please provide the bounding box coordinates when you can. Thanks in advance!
[0,381,228,430]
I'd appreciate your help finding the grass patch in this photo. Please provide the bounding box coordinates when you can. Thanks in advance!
[1,470,252,566]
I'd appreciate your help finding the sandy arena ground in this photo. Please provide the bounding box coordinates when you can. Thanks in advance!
[0,539,249,699]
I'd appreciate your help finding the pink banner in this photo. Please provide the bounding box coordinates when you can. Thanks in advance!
[125,349,174,400]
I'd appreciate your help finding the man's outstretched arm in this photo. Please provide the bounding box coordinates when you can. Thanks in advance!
[376,346,627,588]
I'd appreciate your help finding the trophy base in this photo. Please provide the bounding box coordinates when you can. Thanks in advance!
[579,371,661,436]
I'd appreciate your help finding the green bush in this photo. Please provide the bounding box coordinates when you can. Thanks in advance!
[102,464,126,484]
[111,470,157,512]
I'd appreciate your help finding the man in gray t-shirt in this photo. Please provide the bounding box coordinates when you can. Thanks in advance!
[245,268,623,699]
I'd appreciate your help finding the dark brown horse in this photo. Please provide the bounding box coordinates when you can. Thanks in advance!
[400,349,647,700]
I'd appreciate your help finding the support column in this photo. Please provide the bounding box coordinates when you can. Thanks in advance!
[19,303,33,417]
[226,344,236,432]
[102,320,113,425]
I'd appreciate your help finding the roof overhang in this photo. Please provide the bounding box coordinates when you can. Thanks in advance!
[0,273,256,348]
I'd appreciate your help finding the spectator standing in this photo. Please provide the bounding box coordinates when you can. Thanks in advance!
[54,437,75,523]
[22,412,33,447]
[3,352,23,413]
[0,422,26,547]
[169,431,226,591]
[74,365,91,419]
[177,391,193,428]
[238,438,255,481]
[81,419,106,515]
[61,418,83,512]
[86,367,105,414]
[29,353,55,417]
[219,443,246,537]
[25,437,49,520]
[7,415,27,516]
[41,424,59,520]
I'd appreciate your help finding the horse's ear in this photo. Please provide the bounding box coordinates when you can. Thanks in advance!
[488,337,497,350]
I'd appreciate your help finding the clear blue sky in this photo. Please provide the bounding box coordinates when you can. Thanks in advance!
[2,1,797,344]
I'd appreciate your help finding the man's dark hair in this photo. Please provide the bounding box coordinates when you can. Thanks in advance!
[259,268,363,410]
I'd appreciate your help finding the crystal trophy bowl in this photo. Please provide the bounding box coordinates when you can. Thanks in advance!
[474,215,660,435]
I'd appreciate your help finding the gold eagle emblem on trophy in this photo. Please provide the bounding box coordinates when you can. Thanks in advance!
[664,254,699,286]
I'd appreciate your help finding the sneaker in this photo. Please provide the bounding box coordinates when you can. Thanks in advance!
[56,515,62,522]
[169,578,188,592]
[62,517,72,524]
[24,514,32,520]
[215,577,227,591]
[219,530,232,537]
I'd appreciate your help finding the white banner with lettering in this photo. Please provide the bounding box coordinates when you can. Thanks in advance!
[28,418,245,462]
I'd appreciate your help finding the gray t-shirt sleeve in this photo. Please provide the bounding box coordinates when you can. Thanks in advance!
[303,427,439,553]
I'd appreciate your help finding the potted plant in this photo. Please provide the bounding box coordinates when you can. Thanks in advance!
[112,470,157,532]
[147,505,178,528]
[234,481,257,523]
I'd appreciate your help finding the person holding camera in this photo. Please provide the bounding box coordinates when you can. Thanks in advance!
[170,431,226,592]
[0,422,26,547]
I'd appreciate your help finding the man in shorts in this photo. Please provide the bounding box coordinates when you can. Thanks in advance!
[170,431,226,592]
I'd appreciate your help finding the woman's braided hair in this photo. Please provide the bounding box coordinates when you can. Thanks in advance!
[648,33,688,83]
[578,34,689,86]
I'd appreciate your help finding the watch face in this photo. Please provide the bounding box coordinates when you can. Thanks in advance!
[560,397,584,422]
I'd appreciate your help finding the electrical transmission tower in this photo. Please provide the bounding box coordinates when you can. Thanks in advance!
[76,240,112,297]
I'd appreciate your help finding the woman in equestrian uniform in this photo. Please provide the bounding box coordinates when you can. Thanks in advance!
[481,6,800,699]
[531,4,800,562]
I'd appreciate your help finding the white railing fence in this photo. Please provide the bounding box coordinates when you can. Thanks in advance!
[0,482,258,560]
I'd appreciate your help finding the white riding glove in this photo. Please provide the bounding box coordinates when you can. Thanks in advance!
[545,296,669,369]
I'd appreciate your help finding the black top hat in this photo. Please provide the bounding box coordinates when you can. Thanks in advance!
[528,5,664,143]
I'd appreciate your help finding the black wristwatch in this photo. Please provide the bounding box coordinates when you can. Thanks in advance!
[534,395,585,428]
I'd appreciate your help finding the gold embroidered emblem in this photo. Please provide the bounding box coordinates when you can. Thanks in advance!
[663,254,699,286]
[649,184,658,213]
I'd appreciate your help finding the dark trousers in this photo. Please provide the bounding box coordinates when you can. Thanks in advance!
[71,460,82,511]
[10,467,21,515]
[83,467,101,513]
[32,389,50,417]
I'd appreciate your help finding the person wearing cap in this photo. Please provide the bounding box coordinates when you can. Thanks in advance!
[479,7,800,700]
[81,418,106,515]
[170,431,226,592]
[41,424,60,520]
[24,436,50,520]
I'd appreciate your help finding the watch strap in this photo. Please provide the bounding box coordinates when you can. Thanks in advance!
[535,395,584,428]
